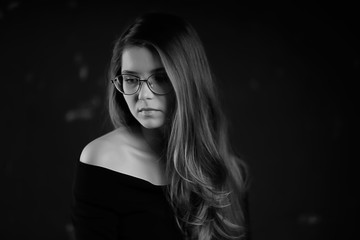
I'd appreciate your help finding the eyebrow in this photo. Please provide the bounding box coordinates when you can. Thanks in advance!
[121,67,166,75]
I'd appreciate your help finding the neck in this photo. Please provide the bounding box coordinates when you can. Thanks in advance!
[139,126,166,157]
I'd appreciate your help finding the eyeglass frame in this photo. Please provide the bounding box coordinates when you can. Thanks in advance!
[111,73,172,95]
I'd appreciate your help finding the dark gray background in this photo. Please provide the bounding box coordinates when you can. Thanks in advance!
[1,1,356,239]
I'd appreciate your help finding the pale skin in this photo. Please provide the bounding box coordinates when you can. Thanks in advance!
[80,46,171,186]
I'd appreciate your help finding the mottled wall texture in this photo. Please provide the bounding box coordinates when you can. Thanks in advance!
[1,1,356,240]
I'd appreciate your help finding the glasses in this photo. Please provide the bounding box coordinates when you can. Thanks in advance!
[111,73,172,95]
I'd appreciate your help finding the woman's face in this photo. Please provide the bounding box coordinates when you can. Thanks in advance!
[121,46,171,129]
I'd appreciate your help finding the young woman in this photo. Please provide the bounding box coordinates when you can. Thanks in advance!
[71,12,249,240]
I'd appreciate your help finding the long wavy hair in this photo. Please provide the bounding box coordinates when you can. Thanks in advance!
[107,12,248,240]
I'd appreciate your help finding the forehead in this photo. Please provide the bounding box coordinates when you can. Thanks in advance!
[121,46,163,74]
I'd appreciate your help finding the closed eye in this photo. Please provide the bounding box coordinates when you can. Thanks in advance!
[125,78,138,83]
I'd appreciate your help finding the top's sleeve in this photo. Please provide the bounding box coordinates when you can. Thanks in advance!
[71,162,119,240]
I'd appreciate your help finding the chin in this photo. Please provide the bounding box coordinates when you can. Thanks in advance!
[138,119,165,129]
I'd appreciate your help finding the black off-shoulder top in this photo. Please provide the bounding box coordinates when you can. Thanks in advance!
[71,161,184,240]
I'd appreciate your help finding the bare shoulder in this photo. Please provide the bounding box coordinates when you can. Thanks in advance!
[79,127,131,168]
[79,126,166,185]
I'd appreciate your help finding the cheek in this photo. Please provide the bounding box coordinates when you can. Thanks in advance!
[124,96,136,113]
[159,95,170,113]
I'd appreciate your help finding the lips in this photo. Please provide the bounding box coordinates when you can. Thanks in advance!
[138,107,159,112]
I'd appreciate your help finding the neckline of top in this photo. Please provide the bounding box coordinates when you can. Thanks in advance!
[78,161,168,188]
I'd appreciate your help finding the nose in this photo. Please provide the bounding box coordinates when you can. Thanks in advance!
[138,81,154,100]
